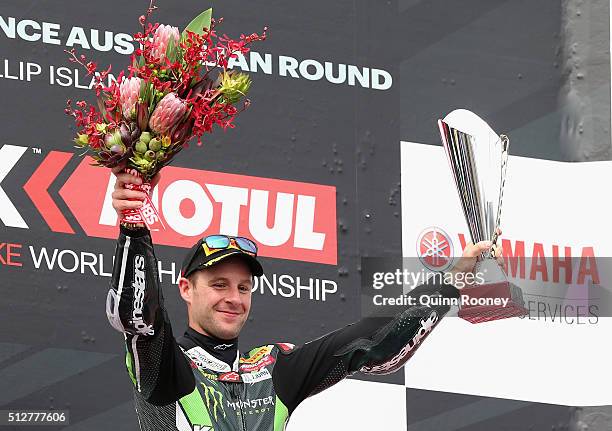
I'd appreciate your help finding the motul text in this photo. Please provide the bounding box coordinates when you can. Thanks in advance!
[0,145,337,264]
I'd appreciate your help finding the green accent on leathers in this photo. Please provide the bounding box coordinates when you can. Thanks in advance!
[179,387,213,427]
[273,396,289,431]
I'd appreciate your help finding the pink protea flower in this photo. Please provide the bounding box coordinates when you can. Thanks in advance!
[119,77,142,119]
[151,24,180,62]
[149,93,189,135]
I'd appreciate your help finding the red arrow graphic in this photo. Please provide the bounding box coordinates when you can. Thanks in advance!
[24,151,74,234]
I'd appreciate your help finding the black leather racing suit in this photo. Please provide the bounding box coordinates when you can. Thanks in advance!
[106,227,460,430]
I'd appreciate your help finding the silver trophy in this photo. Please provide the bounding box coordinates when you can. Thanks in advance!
[438,109,527,323]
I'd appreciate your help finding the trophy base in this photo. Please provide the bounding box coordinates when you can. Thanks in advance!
[458,280,528,324]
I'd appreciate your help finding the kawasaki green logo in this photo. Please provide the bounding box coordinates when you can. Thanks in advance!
[200,383,226,421]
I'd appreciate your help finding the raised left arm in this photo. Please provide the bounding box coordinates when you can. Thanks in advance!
[272,278,459,414]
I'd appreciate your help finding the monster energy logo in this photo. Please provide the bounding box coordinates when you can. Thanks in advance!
[200,383,226,420]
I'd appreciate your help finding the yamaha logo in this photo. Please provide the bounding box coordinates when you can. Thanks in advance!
[416,227,454,271]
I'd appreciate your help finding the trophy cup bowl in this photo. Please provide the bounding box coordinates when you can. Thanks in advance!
[438,109,528,323]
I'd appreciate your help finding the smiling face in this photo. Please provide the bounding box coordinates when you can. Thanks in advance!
[179,256,253,340]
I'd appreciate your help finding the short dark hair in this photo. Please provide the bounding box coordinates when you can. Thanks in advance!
[186,270,200,286]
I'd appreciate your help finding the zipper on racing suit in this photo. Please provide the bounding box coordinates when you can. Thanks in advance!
[230,383,247,431]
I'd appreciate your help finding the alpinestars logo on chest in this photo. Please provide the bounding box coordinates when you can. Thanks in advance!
[214,343,234,351]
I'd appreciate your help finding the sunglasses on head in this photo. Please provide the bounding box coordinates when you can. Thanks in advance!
[202,235,258,256]
[181,235,259,278]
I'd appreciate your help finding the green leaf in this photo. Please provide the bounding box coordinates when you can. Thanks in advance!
[138,79,147,100]
[139,82,155,111]
[183,8,212,36]
[165,34,179,63]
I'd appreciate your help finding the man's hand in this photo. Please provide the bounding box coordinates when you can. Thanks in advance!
[111,164,160,220]
[448,228,505,288]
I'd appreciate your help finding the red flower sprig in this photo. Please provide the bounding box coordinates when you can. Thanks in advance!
[64,0,266,179]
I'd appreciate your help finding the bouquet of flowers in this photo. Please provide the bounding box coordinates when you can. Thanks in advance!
[65,1,266,229]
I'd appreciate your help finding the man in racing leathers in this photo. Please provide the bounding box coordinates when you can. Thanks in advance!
[106,169,498,431]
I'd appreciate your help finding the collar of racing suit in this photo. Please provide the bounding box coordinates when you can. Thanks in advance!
[180,327,239,370]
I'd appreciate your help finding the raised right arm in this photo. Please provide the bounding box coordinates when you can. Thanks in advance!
[105,171,194,406]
